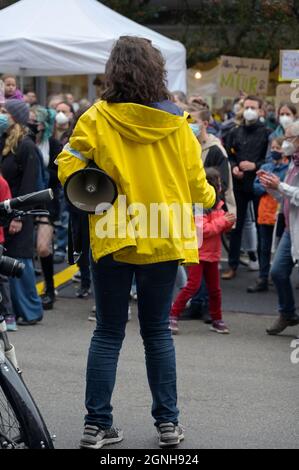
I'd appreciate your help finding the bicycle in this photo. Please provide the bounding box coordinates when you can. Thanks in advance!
[0,189,55,449]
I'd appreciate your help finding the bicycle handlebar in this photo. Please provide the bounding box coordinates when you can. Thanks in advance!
[0,189,54,214]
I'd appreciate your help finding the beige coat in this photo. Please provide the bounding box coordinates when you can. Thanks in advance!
[201,134,236,217]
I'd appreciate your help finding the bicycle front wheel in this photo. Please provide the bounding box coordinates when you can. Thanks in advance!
[0,358,54,449]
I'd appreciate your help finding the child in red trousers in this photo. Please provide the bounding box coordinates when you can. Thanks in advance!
[170,167,235,335]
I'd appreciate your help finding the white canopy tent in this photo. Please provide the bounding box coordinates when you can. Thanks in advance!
[0,0,187,94]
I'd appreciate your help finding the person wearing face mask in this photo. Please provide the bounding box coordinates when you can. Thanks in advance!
[265,102,297,163]
[29,106,63,310]
[53,101,74,263]
[24,90,38,107]
[57,36,216,449]
[53,101,74,146]
[222,95,270,280]
[189,106,236,216]
[185,106,236,322]
[247,137,289,293]
[265,103,278,132]
[221,98,245,150]
[0,99,43,325]
[258,121,299,335]
[274,103,296,137]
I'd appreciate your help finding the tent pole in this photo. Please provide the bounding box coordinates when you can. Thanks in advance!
[19,68,26,93]
[36,77,47,106]
[88,75,96,103]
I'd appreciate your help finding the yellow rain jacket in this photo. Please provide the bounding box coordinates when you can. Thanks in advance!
[57,101,215,264]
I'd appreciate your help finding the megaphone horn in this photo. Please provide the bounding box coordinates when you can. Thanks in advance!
[64,162,118,214]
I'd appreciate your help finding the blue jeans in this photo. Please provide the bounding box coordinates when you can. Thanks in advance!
[270,231,296,318]
[85,255,179,429]
[259,224,274,280]
[229,191,259,270]
[55,192,69,256]
[9,259,43,322]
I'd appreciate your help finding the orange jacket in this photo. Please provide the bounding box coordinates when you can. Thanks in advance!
[258,194,278,226]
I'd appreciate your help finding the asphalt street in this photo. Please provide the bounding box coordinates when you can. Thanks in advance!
[11,265,299,450]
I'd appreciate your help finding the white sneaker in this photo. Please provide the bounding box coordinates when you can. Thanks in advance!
[80,425,123,449]
[248,260,259,271]
[130,290,138,301]
[88,311,96,322]
[128,306,132,321]
[157,423,184,448]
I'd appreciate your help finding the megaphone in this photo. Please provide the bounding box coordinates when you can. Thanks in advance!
[64,162,118,214]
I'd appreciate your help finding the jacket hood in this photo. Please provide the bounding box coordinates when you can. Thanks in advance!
[95,101,188,144]
[201,134,224,151]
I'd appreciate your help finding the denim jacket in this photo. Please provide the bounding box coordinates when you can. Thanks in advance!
[253,162,289,198]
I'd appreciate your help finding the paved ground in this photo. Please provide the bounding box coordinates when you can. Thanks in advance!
[10,264,299,449]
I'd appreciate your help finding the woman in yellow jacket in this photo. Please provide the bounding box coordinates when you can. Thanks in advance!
[57,36,215,449]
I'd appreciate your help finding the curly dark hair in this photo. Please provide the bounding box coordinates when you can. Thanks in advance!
[102,36,170,105]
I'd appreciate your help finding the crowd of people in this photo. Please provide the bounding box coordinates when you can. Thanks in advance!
[0,73,92,331]
[0,36,298,449]
[0,72,298,341]
[170,90,299,336]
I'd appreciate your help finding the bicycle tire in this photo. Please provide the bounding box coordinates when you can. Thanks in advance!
[0,357,54,449]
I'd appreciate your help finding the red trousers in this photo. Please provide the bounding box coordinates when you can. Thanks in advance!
[171,261,222,322]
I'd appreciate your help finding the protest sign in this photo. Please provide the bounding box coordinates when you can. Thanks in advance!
[276,83,299,114]
[279,50,299,82]
[219,56,270,97]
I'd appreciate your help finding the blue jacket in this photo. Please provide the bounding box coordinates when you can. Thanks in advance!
[266,125,285,163]
[254,161,289,197]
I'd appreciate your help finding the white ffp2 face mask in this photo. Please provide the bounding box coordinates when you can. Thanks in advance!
[243,108,259,122]
[279,115,294,130]
[55,111,69,126]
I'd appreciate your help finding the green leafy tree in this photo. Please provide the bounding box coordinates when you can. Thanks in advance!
[101,0,299,69]
[100,0,162,22]
[0,0,17,7]
[1,0,299,69]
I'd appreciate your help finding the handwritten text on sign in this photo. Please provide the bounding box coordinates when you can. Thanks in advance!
[279,50,299,81]
[219,56,270,97]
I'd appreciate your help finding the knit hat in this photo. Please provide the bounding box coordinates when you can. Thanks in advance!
[5,99,29,126]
